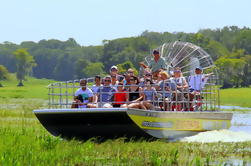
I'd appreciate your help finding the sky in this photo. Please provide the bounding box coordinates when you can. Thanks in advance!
[0,0,250,46]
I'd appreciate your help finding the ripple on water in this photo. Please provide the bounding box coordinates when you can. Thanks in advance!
[180,129,251,143]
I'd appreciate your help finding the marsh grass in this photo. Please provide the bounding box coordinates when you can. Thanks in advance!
[1,77,251,165]
[0,99,251,165]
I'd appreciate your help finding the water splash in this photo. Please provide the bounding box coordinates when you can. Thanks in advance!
[180,129,251,143]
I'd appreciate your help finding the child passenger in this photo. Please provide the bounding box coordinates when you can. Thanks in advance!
[113,83,128,107]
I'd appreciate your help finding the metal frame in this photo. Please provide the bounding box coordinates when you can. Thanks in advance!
[46,77,219,111]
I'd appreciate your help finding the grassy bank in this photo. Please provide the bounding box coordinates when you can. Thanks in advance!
[220,87,251,108]
[0,74,53,100]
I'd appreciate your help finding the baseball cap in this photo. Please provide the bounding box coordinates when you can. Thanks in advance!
[110,65,118,71]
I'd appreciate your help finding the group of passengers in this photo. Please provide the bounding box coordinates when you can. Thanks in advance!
[72,50,213,111]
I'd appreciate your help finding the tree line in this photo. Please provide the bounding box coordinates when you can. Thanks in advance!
[0,26,251,88]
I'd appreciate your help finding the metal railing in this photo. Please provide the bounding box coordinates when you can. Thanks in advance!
[47,75,219,111]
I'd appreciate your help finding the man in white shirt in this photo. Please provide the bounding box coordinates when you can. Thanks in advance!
[188,67,213,110]
[71,79,95,108]
[188,67,212,92]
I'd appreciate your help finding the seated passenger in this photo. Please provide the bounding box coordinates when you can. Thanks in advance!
[156,71,183,111]
[139,70,152,88]
[92,75,102,93]
[71,79,95,108]
[113,83,128,107]
[157,71,176,92]
[158,79,175,111]
[97,76,116,108]
[140,79,157,110]
[117,75,125,84]
[121,76,144,109]
[171,67,188,92]
[123,68,135,86]
[127,68,135,76]
[110,65,119,77]
[171,67,189,110]
[111,74,119,91]
[91,75,102,103]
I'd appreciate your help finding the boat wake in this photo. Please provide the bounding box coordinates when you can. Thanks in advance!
[180,129,251,143]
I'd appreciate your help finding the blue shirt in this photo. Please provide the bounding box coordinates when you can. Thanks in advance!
[143,87,157,101]
[158,80,176,98]
[158,80,177,91]
[97,86,116,102]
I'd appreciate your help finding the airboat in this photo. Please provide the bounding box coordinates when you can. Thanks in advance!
[33,41,233,140]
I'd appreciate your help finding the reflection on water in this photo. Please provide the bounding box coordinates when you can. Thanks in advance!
[181,111,251,143]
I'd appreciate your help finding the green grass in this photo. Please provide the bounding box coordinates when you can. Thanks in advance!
[0,99,251,165]
[0,74,54,100]
[0,76,251,165]
[220,87,251,108]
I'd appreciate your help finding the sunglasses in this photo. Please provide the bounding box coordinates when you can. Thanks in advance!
[104,80,111,82]
[145,74,151,76]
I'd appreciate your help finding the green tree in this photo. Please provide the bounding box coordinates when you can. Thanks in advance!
[82,62,104,78]
[13,48,36,86]
[241,55,251,86]
[206,40,230,60]
[74,58,90,79]
[215,58,246,88]
[234,29,251,54]
[187,33,210,49]
[117,61,138,75]
[53,54,75,81]
[0,65,9,87]
[0,42,19,73]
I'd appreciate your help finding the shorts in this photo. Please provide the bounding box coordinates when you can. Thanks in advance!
[98,103,113,108]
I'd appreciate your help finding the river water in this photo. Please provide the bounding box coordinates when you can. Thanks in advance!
[220,105,251,110]
[181,111,251,143]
